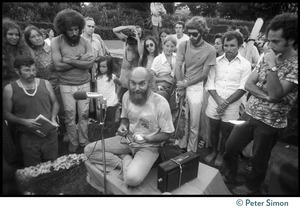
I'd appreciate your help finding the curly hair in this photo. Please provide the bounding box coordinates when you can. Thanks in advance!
[266,13,298,48]
[222,31,244,47]
[185,16,209,36]
[53,9,85,35]
[141,36,159,67]
[24,25,43,49]
[14,55,35,69]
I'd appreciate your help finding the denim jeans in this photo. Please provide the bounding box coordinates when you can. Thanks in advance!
[84,135,159,186]
[60,82,90,146]
[178,82,204,152]
[223,112,285,191]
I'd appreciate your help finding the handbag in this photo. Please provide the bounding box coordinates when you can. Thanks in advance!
[143,16,153,30]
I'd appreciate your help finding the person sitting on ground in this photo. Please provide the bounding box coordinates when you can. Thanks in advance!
[84,66,174,187]
[158,28,171,53]
[139,36,159,71]
[3,55,59,167]
[151,35,177,101]
[113,25,144,102]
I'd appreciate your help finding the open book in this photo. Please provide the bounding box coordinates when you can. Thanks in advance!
[28,114,58,138]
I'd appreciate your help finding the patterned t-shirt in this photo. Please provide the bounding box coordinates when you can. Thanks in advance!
[246,55,298,128]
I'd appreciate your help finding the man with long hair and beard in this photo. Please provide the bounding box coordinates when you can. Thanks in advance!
[51,9,95,153]
[84,67,174,187]
[174,16,216,153]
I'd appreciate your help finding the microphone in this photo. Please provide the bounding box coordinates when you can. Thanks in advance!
[73,92,103,100]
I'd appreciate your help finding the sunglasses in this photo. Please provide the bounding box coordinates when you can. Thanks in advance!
[146,43,154,48]
[187,32,199,38]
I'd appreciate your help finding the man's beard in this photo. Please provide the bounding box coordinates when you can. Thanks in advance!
[64,33,81,45]
[190,34,202,46]
[129,88,149,106]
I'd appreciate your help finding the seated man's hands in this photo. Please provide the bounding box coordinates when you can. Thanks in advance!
[132,133,147,144]
[116,124,128,137]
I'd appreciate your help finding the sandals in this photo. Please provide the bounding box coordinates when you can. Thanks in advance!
[198,139,206,148]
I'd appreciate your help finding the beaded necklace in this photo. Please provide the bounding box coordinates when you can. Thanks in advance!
[19,79,37,97]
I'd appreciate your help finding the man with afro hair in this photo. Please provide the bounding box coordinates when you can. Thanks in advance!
[51,9,95,153]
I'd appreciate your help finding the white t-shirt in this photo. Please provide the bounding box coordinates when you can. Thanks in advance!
[172,34,189,49]
[121,91,175,148]
[96,74,119,107]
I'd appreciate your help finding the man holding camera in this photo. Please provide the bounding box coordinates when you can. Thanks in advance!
[113,25,144,102]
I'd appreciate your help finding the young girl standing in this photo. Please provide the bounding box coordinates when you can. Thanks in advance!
[95,56,121,138]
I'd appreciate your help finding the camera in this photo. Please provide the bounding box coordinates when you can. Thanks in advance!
[127,31,137,45]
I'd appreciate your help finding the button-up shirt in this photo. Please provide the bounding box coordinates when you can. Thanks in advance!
[205,53,251,109]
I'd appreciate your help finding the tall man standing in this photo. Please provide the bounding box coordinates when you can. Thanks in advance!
[175,16,216,153]
[82,17,103,115]
[51,9,95,153]
[223,13,298,195]
[205,31,251,166]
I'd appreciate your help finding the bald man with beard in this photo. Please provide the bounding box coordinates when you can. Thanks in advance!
[84,67,175,187]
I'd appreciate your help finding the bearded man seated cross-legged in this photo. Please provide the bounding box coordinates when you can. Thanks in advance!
[84,67,175,187]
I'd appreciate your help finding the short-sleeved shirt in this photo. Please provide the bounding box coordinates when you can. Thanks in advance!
[96,74,118,107]
[171,34,189,49]
[206,53,251,110]
[151,52,176,79]
[246,55,298,128]
[176,40,216,82]
[121,91,175,148]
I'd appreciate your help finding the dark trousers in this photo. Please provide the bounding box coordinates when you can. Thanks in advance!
[209,118,234,153]
[223,112,285,191]
[104,104,119,138]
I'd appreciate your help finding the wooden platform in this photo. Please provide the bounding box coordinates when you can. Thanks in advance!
[85,160,231,195]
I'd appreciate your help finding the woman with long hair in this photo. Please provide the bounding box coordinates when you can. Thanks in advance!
[158,28,171,53]
[24,25,59,93]
[139,36,159,70]
[2,18,33,88]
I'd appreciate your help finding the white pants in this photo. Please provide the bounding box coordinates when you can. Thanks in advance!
[178,82,204,152]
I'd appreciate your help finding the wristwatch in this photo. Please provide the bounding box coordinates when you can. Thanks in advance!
[270,66,278,72]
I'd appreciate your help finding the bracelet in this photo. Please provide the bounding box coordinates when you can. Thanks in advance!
[224,99,229,105]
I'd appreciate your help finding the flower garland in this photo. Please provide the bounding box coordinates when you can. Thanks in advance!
[16,153,87,182]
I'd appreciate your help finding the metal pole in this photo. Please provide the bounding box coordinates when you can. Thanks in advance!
[99,98,107,194]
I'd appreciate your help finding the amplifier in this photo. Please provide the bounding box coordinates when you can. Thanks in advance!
[157,151,200,193]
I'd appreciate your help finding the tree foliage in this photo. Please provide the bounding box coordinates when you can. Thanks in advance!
[2,2,298,25]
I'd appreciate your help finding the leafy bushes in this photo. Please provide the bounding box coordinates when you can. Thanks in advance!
[15,13,259,42]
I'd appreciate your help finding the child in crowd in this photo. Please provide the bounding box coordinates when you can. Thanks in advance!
[95,56,121,138]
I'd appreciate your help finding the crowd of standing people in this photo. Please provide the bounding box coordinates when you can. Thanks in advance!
[2,3,298,195]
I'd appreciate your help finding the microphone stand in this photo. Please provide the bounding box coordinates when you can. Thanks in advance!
[98,97,107,195]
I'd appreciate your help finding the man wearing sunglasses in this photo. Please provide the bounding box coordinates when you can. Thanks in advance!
[174,16,216,153]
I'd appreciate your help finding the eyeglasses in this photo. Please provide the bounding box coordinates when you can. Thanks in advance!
[146,43,154,48]
[187,32,199,38]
